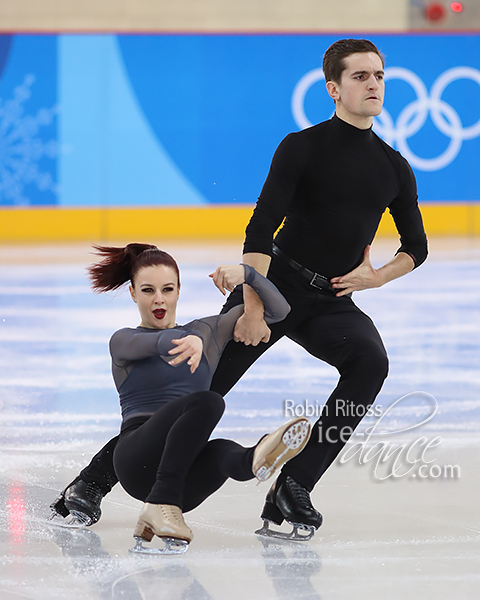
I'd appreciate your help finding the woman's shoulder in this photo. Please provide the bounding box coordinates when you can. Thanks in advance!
[109,327,136,349]
[110,326,136,339]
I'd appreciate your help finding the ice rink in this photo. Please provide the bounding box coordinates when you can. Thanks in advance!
[0,238,479,600]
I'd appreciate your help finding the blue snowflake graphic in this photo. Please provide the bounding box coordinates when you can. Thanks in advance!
[0,74,58,206]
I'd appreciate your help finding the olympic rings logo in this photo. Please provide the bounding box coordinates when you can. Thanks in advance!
[291,66,480,171]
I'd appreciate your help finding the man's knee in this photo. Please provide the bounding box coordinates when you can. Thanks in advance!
[346,339,389,383]
[367,344,389,383]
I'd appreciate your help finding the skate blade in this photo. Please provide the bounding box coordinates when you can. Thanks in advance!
[256,420,311,482]
[49,496,70,519]
[47,509,93,529]
[254,519,315,542]
[129,536,189,555]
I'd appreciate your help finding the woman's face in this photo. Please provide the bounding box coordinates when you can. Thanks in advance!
[129,264,180,329]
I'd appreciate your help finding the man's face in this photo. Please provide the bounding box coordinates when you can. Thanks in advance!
[327,52,385,128]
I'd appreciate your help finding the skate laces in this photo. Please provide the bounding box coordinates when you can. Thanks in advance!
[84,482,104,505]
[162,505,184,526]
[285,476,314,509]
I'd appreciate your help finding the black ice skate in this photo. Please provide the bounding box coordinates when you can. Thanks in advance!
[255,476,323,541]
[49,477,105,527]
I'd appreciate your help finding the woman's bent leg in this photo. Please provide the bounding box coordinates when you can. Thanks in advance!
[114,391,225,508]
[183,439,256,513]
[182,416,311,513]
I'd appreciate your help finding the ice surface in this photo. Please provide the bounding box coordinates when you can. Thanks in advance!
[0,239,479,599]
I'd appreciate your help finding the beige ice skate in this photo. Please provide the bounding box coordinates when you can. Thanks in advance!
[252,417,312,482]
[129,503,193,555]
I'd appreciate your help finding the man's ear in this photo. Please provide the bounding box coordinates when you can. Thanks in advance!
[129,284,136,303]
[326,80,340,102]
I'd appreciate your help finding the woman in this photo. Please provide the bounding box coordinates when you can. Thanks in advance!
[87,243,311,553]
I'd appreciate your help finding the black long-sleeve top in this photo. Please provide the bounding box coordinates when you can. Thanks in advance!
[109,265,290,421]
[244,115,428,278]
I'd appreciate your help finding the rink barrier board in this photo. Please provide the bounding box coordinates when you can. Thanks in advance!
[0,203,479,242]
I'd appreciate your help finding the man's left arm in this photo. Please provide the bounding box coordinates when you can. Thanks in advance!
[332,153,428,297]
[330,245,414,297]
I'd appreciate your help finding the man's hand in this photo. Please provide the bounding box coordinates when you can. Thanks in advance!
[209,265,245,295]
[168,335,203,373]
[233,312,271,346]
[330,245,382,296]
[330,245,415,296]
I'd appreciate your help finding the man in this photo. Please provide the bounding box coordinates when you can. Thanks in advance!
[52,39,427,537]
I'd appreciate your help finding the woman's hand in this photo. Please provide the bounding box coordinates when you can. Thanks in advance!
[209,265,246,295]
[168,335,203,373]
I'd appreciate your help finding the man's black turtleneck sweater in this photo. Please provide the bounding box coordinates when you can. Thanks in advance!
[244,115,428,279]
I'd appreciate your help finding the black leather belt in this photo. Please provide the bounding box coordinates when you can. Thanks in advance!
[272,243,337,294]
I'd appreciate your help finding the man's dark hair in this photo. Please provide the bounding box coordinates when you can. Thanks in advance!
[323,39,385,84]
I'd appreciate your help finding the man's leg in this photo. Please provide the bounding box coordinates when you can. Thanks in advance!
[78,436,119,488]
[50,436,120,525]
[257,295,388,534]
[281,297,389,490]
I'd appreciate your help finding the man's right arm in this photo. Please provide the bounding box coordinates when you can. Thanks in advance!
[233,252,272,345]
[232,133,302,345]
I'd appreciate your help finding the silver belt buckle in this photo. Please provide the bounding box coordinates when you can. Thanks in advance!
[310,272,329,290]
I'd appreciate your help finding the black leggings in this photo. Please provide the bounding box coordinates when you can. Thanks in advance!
[112,391,255,512]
